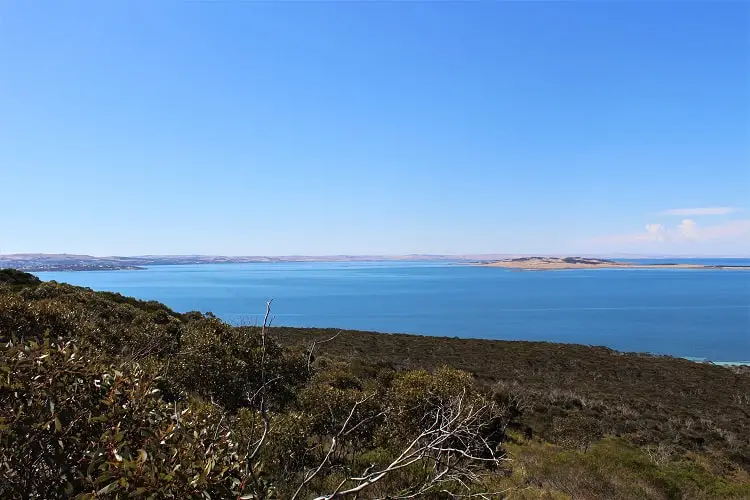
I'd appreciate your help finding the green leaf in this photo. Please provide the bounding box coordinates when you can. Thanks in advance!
[96,482,117,495]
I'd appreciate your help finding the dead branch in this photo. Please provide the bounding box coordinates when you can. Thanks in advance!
[291,393,376,500]
[247,299,273,461]
[307,330,343,372]
[241,300,275,498]
[236,301,507,500]
[309,391,508,500]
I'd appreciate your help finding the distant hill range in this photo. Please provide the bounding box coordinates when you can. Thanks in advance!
[2,253,747,272]
[1,253,503,271]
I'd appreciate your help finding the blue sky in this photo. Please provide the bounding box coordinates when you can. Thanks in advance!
[1,2,748,256]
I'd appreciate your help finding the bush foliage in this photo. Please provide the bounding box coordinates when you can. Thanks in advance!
[1,270,749,499]
[0,273,508,499]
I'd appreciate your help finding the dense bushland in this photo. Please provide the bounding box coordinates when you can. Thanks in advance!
[1,271,749,499]
[273,328,750,467]
[0,275,509,499]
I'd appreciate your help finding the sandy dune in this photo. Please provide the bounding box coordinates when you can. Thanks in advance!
[476,257,749,271]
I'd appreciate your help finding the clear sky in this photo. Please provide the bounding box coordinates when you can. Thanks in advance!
[1,1,748,256]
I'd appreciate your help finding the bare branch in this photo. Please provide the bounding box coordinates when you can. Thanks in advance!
[311,393,508,500]
[236,301,507,500]
[292,393,376,500]
[242,299,275,494]
[307,330,343,372]
[437,489,513,499]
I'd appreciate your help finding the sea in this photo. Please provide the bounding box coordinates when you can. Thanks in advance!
[35,259,750,363]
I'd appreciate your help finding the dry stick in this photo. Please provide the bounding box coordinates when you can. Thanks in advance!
[343,410,385,437]
[291,393,375,500]
[307,330,343,372]
[248,375,282,404]
[436,490,513,499]
[241,304,506,499]
[243,300,274,498]
[310,395,507,500]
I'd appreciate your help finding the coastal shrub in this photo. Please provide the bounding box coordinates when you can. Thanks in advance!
[0,335,251,499]
[272,327,750,463]
[498,438,750,500]
[0,293,88,343]
[0,268,41,286]
[2,270,749,499]
[169,319,308,410]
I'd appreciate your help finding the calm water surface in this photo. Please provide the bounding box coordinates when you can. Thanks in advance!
[37,260,750,362]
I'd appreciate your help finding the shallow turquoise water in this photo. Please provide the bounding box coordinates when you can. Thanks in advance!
[37,260,750,362]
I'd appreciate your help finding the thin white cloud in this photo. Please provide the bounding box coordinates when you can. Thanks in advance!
[661,207,740,216]
[594,219,750,245]
[697,219,750,240]
[594,224,663,245]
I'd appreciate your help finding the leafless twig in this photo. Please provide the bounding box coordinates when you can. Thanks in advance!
[309,391,508,500]
[291,393,376,499]
[307,330,343,372]
[242,300,275,497]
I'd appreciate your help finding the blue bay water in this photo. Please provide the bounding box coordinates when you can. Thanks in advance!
[36,260,750,362]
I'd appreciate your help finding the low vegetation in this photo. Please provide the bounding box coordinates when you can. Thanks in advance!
[0,268,42,286]
[273,328,750,467]
[1,270,748,498]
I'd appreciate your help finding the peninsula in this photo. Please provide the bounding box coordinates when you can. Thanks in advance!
[476,256,750,270]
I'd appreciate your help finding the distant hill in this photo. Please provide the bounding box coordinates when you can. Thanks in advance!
[5,252,748,272]
[0,253,508,271]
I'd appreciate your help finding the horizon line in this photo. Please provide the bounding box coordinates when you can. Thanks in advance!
[2,252,749,259]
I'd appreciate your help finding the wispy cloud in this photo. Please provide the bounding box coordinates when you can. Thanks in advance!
[594,219,750,245]
[693,219,750,240]
[661,207,741,216]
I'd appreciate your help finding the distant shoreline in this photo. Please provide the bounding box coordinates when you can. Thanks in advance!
[3,253,749,272]
[24,265,146,272]
[475,256,750,271]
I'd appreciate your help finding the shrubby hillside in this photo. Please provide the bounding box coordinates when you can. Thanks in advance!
[1,271,749,499]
